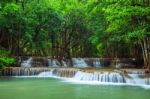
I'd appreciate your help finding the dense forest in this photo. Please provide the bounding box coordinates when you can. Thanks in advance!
[0,0,150,68]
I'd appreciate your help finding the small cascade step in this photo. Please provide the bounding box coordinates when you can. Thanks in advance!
[73,71,126,83]
[1,67,78,77]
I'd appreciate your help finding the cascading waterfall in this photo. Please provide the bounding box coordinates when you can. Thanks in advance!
[48,59,61,67]
[21,57,32,67]
[38,68,77,78]
[20,58,103,68]
[93,58,102,68]
[1,67,53,76]
[71,71,150,86]
[37,69,54,77]
[73,71,125,83]
[20,57,138,68]
[1,67,150,88]
[62,60,68,67]
[72,58,89,68]
[125,73,150,85]
[20,57,62,67]
[71,58,109,68]
[1,67,78,77]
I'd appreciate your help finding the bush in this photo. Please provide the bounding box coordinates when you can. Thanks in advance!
[0,57,15,69]
[0,48,15,69]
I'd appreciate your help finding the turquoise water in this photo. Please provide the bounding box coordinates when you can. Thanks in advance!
[0,77,150,99]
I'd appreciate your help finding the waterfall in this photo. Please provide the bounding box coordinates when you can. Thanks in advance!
[62,60,67,67]
[71,71,150,86]
[1,67,150,87]
[48,59,61,67]
[93,58,102,68]
[72,58,89,68]
[125,73,149,85]
[1,67,78,77]
[21,57,32,67]
[36,68,78,78]
[1,67,53,76]
[20,57,62,67]
[19,57,138,68]
[73,71,125,83]
[72,58,109,68]
[38,69,54,77]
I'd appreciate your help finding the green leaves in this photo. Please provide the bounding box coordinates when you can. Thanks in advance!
[88,0,150,57]
[0,57,15,69]
[104,0,149,41]
[0,48,15,69]
[2,3,19,16]
[0,0,149,59]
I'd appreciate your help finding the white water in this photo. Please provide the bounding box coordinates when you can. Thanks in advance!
[48,59,60,67]
[72,58,104,68]
[62,60,67,67]
[125,73,150,85]
[72,58,89,68]
[14,68,150,89]
[93,59,102,68]
[31,70,150,86]
[20,58,105,67]
[72,71,125,83]
[70,71,150,87]
[21,57,32,67]
[38,71,53,77]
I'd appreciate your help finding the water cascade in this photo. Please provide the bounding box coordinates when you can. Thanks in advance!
[20,57,138,68]
[72,58,89,68]
[20,57,62,67]
[21,57,32,67]
[37,70,54,77]
[1,67,78,77]
[61,60,68,67]
[125,73,150,85]
[93,58,102,68]
[1,67,149,86]
[71,71,150,86]
[48,59,61,67]
[71,58,111,68]
[73,71,125,83]
[1,67,53,76]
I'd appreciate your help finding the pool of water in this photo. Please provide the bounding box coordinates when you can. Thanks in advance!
[0,77,150,99]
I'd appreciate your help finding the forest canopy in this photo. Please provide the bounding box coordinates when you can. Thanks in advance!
[0,0,150,68]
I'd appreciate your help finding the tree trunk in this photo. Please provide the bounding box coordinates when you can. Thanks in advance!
[141,37,150,69]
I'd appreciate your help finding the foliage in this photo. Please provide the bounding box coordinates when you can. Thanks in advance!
[0,57,15,69]
[0,48,15,69]
[0,0,150,67]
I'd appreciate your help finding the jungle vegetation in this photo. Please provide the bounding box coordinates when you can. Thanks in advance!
[0,0,150,68]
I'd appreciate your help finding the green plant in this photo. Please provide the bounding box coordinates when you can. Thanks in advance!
[0,48,15,69]
[0,57,15,69]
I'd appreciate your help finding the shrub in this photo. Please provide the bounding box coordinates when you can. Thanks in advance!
[0,48,15,69]
[0,57,15,69]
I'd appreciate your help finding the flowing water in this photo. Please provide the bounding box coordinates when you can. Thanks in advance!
[1,68,150,87]
[20,57,112,68]
[72,58,89,68]
[48,59,61,67]
[2,57,148,99]
[0,77,150,99]
[21,57,32,67]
